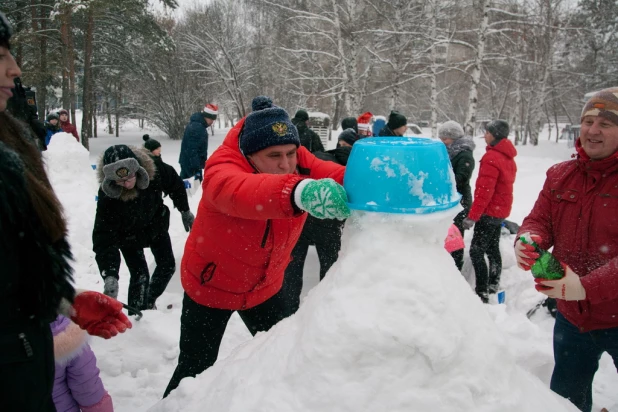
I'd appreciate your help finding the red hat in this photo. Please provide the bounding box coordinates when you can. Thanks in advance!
[203,103,218,120]
[357,112,373,132]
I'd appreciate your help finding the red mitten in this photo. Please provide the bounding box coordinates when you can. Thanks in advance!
[70,291,132,339]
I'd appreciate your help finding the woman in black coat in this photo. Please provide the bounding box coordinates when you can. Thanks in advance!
[0,13,130,411]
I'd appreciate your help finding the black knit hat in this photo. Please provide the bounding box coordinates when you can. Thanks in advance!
[46,112,59,122]
[0,12,12,48]
[143,134,161,152]
[387,110,407,130]
[293,109,309,122]
[338,128,361,146]
[341,117,358,133]
[240,98,300,156]
[486,119,509,140]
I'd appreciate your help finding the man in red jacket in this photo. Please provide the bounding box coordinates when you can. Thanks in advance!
[163,96,349,397]
[462,120,517,303]
[516,88,618,412]
[58,109,79,142]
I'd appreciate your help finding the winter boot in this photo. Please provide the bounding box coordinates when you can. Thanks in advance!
[103,276,119,299]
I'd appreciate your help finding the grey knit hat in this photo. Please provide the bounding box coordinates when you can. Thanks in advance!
[438,120,465,141]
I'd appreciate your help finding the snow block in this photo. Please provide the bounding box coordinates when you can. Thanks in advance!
[153,211,579,412]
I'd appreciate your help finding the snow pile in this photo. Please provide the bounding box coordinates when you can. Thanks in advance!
[154,210,578,412]
[44,133,100,285]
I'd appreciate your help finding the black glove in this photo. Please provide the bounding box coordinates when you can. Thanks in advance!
[181,210,195,232]
[462,217,476,230]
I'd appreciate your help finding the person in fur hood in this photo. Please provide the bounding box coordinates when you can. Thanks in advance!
[0,12,130,411]
[51,315,114,412]
[93,144,183,312]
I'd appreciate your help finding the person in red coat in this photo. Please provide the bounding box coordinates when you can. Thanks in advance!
[461,120,517,302]
[58,109,79,142]
[515,88,618,412]
[163,96,349,397]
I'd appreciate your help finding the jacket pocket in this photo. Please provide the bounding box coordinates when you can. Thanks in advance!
[200,262,217,285]
[261,220,271,248]
[550,189,579,203]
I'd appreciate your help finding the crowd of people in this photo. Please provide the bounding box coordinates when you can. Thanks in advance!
[1,8,617,412]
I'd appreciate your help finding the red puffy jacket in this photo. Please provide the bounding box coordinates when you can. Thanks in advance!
[468,138,517,221]
[519,139,618,331]
[60,121,79,142]
[181,117,345,310]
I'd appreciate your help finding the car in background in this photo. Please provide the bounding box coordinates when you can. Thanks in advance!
[404,123,423,136]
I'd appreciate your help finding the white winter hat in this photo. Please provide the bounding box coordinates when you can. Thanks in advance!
[438,120,465,140]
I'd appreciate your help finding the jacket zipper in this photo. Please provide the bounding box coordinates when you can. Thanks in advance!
[18,333,33,358]
[199,263,217,285]
[261,220,271,248]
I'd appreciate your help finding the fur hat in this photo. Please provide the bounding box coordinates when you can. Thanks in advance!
[0,12,12,48]
[341,117,358,133]
[46,112,59,122]
[142,134,161,153]
[240,98,300,156]
[581,87,618,125]
[293,109,309,122]
[485,119,510,140]
[203,104,218,120]
[438,120,465,141]
[357,112,373,133]
[100,145,150,199]
[338,128,361,146]
[387,110,407,130]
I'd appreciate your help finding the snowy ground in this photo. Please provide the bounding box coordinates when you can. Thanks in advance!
[44,120,617,411]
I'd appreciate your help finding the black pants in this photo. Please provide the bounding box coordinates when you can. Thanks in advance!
[0,319,56,411]
[163,291,290,398]
[281,218,343,315]
[469,215,503,301]
[120,232,176,310]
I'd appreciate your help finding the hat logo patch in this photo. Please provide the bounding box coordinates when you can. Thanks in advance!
[593,103,606,110]
[116,167,130,178]
[272,122,288,136]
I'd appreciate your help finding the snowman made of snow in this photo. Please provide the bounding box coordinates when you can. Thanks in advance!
[155,137,577,412]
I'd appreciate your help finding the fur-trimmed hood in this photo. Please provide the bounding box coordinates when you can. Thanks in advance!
[446,137,476,159]
[96,146,156,201]
[50,315,88,365]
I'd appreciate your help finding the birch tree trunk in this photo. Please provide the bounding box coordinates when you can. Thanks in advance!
[464,0,490,135]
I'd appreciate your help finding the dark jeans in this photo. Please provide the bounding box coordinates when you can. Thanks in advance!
[551,313,618,412]
[163,291,290,398]
[281,219,343,315]
[470,215,503,301]
[120,232,176,311]
[0,319,56,411]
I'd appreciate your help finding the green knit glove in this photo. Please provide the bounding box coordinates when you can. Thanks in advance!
[294,178,351,220]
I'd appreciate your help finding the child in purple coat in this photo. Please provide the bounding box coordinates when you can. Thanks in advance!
[50,315,114,412]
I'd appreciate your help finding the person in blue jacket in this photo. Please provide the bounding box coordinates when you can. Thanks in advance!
[179,103,218,181]
[44,112,61,146]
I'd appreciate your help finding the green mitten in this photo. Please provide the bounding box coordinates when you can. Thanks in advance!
[294,178,351,220]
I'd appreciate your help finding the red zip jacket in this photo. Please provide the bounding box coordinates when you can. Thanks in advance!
[181,117,345,310]
[519,139,618,331]
[468,138,517,221]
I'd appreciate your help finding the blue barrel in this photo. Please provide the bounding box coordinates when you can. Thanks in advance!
[344,137,461,214]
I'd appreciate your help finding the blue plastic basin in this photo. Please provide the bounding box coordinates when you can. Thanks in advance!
[344,137,461,214]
